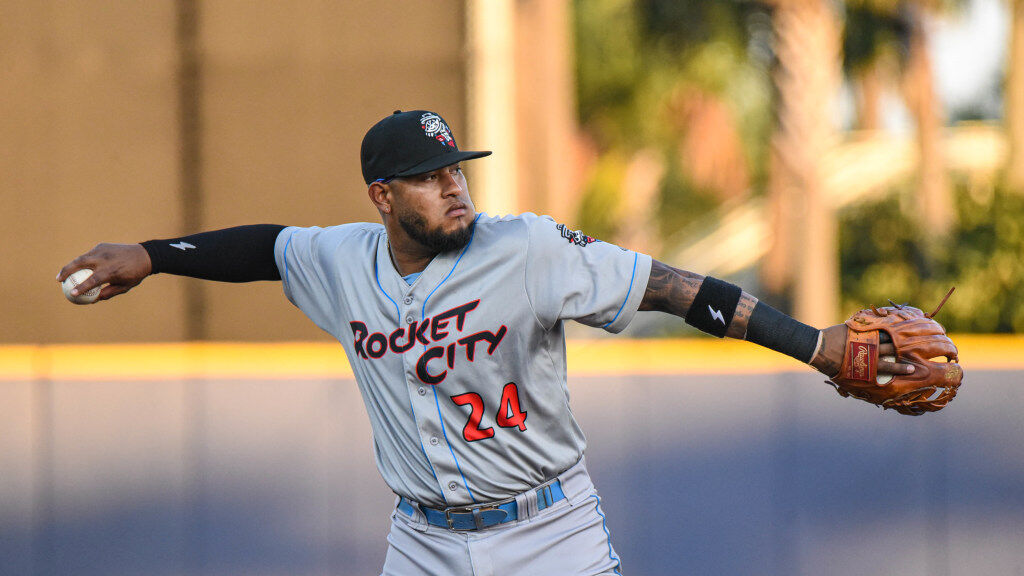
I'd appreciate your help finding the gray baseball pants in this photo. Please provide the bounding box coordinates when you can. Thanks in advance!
[380,458,622,576]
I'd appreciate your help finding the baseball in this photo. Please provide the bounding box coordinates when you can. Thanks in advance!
[877,355,896,384]
[62,269,102,304]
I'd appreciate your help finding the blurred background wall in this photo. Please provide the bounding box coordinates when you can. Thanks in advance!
[2,0,578,344]
[5,0,1024,343]
[2,342,1023,576]
[6,0,1024,344]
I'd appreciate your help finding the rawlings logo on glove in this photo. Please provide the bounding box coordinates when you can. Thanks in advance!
[827,288,963,416]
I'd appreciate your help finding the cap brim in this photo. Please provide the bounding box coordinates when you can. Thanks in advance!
[392,150,492,179]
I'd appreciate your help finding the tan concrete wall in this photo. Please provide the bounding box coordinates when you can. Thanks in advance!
[3,1,468,343]
[514,0,579,222]
[199,1,470,341]
[2,1,187,343]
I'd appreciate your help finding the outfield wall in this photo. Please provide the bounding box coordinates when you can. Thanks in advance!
[1,339,1022,575]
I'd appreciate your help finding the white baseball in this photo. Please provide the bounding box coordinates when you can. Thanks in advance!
[877,355,896,384]
[62,269,102,304]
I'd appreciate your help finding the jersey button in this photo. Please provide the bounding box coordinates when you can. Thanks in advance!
[417,387,426,396]
[404,296,413,305]
[448,481,458,492]
[406,315,415,324]
[429,436,439,446]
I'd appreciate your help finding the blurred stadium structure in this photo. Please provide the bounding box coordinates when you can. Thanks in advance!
[3,0,577,343]
[3,1,1024,575]
[3,0,1023,341]
[670,123,1007,277]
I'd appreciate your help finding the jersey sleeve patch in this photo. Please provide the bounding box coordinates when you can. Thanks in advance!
[524,215,651,332]
[555,223,598,247]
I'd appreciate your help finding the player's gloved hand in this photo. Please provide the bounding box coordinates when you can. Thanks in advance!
[809,291,962,415]
[810,324,915,379]
[57,243,153,302]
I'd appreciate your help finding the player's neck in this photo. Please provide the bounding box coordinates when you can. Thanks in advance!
[387,240,436,277]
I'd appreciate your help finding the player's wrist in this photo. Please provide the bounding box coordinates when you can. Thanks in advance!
[132,243,154,277]
[137,241,159,275]
[684,276,742,338]
[808,325,844,377]
[744,301,820,364]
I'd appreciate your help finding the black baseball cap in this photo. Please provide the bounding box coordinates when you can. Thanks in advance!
[360,110,492,184]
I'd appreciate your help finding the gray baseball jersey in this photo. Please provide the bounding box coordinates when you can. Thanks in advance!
[274,212,652,507]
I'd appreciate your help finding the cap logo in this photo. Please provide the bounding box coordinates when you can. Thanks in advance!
[420,112,455,147]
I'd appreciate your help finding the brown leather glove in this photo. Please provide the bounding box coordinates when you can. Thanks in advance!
[827,291,963,416]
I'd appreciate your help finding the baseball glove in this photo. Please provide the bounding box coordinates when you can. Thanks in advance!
[826,288,963,415]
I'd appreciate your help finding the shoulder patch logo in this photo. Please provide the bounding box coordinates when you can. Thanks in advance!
[420,112,455,147]
[555,223,598,247]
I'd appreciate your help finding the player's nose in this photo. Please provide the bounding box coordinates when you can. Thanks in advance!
[440,172,464,196]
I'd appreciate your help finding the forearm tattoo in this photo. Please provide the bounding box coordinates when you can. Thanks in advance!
[638,260,702,316]
[729,295,756,339]
[640,260,757,339]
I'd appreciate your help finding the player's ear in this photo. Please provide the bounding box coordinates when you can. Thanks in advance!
[368,182,392,215]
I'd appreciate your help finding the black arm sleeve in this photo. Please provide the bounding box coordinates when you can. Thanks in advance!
[744,300,820,363]
[140,224,286,282]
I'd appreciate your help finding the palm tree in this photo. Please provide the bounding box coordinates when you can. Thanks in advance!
[843,3,904,131]
[844,0,960,244]
[900,1,955,243]
[761,0,843,326]
[1008,0,1024,190]
[574,0,765,251]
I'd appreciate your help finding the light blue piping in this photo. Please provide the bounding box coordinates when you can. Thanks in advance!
[590,494,622,574]
[374,243,441,497]
[433,386,478,503]
[419,213,480,501]
[282,232,294,288]
[602,252,639,329]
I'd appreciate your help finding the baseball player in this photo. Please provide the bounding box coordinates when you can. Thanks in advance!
[58,110,927,575]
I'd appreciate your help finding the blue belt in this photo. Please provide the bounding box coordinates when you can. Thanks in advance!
[397,480,565,531]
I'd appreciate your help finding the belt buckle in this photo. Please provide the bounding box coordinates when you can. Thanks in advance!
[444,501,508,531]
[444,506,474,531]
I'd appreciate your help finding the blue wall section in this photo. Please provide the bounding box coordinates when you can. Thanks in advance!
[1,370,1021,575]
[579,370,1024,575]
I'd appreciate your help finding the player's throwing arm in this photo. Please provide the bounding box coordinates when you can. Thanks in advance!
[57,225,287,302]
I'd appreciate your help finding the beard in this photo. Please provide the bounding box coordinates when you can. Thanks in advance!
[396,209,474,253]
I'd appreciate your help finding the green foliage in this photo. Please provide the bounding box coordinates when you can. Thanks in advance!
[577,152,628,241]
[573,0,648,148]
[655,152,724,241]
[842,3,905,72]
[842,0,968,73]
[839,181,1024,332]
[573,0,773,241]
[574,0,770,146]
[576,148,724,248]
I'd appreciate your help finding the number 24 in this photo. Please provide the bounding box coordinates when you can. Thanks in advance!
[450,382,527,442]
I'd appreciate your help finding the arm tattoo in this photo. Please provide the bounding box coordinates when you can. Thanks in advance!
[726,293,757,339]
[640,260,757,339]
[638,260,703,317]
